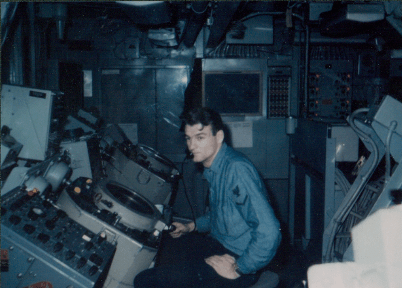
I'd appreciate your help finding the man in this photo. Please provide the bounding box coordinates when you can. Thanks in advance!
[134,107,281,288]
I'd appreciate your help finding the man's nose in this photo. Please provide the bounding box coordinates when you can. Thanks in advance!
[188,139,195,150]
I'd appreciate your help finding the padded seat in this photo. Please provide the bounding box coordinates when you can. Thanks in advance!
[250,270,279,288]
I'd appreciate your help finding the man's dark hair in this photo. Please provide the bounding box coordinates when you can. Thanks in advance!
[180,107,224,135]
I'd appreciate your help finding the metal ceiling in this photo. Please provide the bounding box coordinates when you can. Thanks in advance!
[2,2,402,51]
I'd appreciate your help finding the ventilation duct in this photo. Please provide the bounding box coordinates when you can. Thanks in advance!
[320,3,385,37]
[116,1,172,25]
[180,2,210,48]
[226,15,273,45]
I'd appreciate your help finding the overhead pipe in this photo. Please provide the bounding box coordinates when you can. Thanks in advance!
[206,2,241,48]
[304,24,309,117]
[116,1,172,25]
[180,2,210,48]
[1,2,20,49]
[54,3,67,40]
[28,2,36,87]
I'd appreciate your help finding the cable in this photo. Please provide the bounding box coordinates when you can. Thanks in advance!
[385,121,397,182]
[335,168,351,196]
[238,11,285,23]
[1,2,19,49]
[323,108,380,262]
[190,2,209,14]
[180,155,197,228]
[333,177,384,259]
[287,1,307,9]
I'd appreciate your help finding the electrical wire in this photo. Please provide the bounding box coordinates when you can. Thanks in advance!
[323,108,380,262]
[190,2,209,14]
[180,155,197,228]
[333,177,384,260]
[335,168,351,196]
[385,121,397,182]
[238,11,285,23]
[1,2,19,49]
[287,1,307,9]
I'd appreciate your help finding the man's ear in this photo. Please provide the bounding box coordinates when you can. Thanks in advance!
[217,130,224,144]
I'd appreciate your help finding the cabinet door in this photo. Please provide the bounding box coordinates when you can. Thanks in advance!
[101,67,188,154]
[156,68,188,155]
[101,68,157,147]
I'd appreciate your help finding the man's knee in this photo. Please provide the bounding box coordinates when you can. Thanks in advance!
[134,269,155,288]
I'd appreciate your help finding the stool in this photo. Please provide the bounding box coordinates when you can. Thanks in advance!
[250,270,279,288]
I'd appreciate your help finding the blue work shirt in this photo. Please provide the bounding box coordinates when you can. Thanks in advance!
[196,143,281,274]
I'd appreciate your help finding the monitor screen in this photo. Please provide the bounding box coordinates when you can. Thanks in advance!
[202,71,262,116]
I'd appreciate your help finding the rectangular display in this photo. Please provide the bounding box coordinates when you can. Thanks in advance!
[202,71,262,116]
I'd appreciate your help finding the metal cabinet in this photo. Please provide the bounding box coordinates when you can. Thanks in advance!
[100,65,189,155]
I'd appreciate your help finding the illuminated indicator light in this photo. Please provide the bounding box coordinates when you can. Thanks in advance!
[82,234,91,242]
[28,188,39,196]
[86,179,93,184]
[74,187,81,194]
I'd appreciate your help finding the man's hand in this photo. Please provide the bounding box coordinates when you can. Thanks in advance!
[169,222,195,238]
[205,254,240,279]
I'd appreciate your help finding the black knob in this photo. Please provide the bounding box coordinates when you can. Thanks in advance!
[65,250,76,261]
[56,210,67,218]
[37,233,50,244]
[85,242,94,251]
[77,257,87,269]
[42,200,52,209]
[53,242,64,253]
[45,220,56,230]
[88,266,99,276]
[89,253,103,266]
[9,215,21,225]
[23,224,36,234]
[28,209,39,221]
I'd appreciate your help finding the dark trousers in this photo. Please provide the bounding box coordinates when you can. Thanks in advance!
[134,233,260,288]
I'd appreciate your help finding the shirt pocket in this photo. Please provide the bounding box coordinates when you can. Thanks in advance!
[217,200,249,238]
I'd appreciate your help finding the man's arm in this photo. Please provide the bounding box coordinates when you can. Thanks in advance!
[231,163,282,274]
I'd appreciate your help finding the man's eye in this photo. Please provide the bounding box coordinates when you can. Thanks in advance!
[197,136,204,140]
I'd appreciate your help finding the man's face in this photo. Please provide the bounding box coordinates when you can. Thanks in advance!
[184,124,223,168]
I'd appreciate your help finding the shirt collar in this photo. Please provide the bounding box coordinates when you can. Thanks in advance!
[208,142,227,173]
